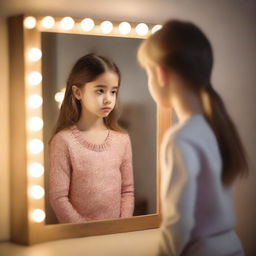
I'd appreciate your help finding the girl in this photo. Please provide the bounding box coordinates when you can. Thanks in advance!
[137,20,248,256]
[48,53,134,223]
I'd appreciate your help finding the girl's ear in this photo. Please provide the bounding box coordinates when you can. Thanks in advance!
[72,85,81,100]
[155,65,170,88]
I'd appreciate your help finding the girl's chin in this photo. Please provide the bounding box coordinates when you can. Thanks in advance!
[98,112,111,117]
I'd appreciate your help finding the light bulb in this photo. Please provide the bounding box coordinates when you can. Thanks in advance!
[24,16,37,29]
[60,17,75,30]
[28,95,43,109]
[28,139,44,154]
[41,16,55,29]
[136,23,149,36]
[118,22,131,35]
[152,25,162,34]
[29,185,45,199]
[28,72,42,86]
[100,21,113,34]
[28,162,44,177]
[31,209,45,223]
[54,91,65,103]
[81,18,94,32]
[28,117,43,132]
[28,48,42,62]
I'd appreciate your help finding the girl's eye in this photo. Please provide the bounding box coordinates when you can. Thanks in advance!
[96,89,104,94]
[111,90,118,95]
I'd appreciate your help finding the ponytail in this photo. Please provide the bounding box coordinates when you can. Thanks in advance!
[201,84,249,186]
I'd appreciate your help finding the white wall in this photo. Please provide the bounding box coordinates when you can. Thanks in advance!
[1,0,255,255]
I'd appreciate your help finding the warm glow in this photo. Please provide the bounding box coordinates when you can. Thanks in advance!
[28,48,42,62]
[60,17,75,30]
[29,185,45,199]
[41,16,55,29]
[28,72,42,86]
[118,22,131,35]
[54,88,65,103]
[28,117,44,132]
[28,139,44,154]
[80,18,95,32]
[24,16,37,29]
[152,25,162,34]
[31,209,45,223]
[100,21,113,34]
[136,23,149,36]
[28,162,44,178]
[27,94,43,109]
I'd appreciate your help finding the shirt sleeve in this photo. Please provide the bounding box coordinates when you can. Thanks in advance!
[120,134,135,218]
[157,137,200,256]
[49,133,89,223]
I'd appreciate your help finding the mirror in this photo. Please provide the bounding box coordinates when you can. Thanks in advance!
[41,32,157,224]
[9,15,170,245]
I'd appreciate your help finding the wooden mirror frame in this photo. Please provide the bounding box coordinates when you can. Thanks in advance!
[8,14,171,245]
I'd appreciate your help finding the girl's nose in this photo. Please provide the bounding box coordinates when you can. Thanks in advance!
[103,97,111,105]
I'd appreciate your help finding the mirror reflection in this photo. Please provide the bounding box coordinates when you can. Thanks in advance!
[42,32,156,224]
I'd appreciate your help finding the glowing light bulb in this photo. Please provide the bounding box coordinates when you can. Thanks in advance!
[118,22,131,35]
[28,162,44,177]
[54,89,65,104]
[28,72,42,86]
[41,16,55,29]
[136,23,149,36]
[28,139,44,154]
[29,185,45,199]
[100,21,113,34]
[28,48,42,62]
[24,16,37,29]
[28,95,43,109]
[60,17,75,30]
[31,209,45,223]
[81,18,95,32]
[152,25,162,34]
[28,117,43,132]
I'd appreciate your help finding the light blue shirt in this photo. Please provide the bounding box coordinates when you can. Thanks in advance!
[158,114,244,256]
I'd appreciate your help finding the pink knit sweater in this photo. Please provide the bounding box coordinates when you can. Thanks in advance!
[48,124,135,223]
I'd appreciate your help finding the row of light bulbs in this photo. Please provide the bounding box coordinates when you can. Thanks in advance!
[24,16,162,36]
[26,35,46,222]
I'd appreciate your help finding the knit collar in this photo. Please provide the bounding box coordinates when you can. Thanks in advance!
[70,124,111,152]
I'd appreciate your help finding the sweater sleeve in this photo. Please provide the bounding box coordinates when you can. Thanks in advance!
[157,138,200,256]
[120,134,135,218]
[49,133,87,223]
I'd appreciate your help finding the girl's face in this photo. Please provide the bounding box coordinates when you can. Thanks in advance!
[145,65,161,104]
[73,71,119,118]
[145,64,171,108]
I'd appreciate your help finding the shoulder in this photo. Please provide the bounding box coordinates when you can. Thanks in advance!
[49,127,73,148]
[163,115,215,151]
[110,130,131,144]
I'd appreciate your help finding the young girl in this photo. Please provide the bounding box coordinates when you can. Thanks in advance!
[138,20,248,256]
[48,53,134,223]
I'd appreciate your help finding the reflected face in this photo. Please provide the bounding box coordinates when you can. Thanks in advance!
[75,71,119,118]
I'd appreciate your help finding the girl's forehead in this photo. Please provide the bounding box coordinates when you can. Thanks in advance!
[86,72,119,88]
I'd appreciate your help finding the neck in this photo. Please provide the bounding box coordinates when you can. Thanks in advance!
[170,80,204,123]
[77,108,106,131]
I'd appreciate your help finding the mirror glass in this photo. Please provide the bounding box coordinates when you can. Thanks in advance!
[41,32,156,224]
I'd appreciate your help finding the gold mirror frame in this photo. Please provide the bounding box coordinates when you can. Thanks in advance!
[8,14,171,245]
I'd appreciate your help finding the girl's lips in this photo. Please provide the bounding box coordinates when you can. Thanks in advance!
[101,107,112,111]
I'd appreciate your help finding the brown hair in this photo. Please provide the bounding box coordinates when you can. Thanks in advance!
[49,53,126,143]
[138,19,248,186]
